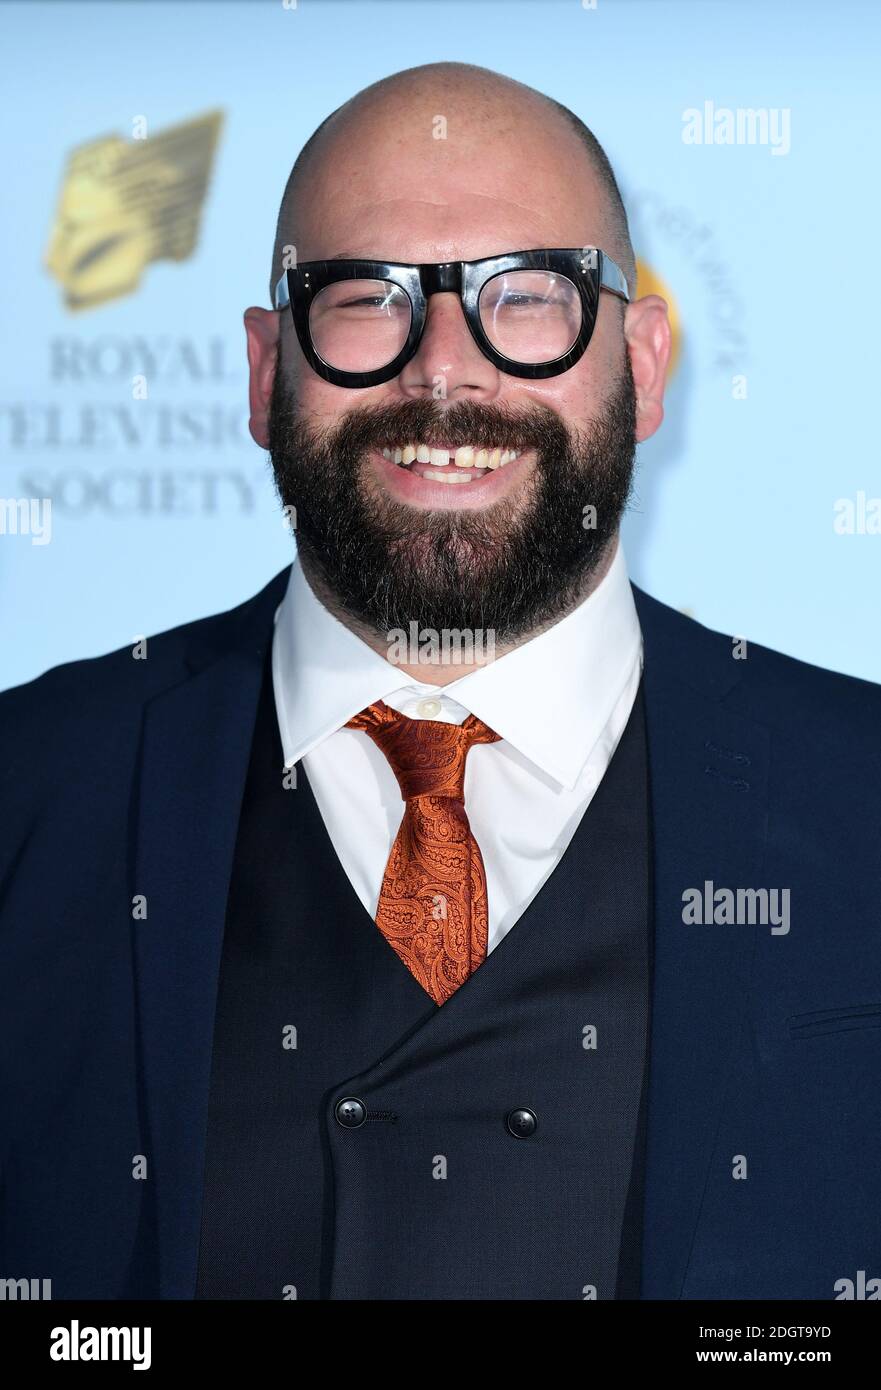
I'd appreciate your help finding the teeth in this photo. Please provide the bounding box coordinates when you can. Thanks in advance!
[422,468,472,484]
[381,443,521,472]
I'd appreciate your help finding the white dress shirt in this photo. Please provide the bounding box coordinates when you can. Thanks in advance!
[272,540,643,953]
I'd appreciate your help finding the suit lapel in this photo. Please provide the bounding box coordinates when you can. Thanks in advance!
[131,570,289,1298]
[633,587,770,1298]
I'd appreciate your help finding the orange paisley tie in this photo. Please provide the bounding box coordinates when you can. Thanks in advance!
[346,701,501,1006]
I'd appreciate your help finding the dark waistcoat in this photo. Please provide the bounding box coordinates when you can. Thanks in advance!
[195,658,653,1300]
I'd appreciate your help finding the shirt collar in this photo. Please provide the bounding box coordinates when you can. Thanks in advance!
[271,558,413,766]
[272,540,642,790]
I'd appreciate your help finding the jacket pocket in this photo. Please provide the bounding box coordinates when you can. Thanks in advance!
[788,1003,881,1039]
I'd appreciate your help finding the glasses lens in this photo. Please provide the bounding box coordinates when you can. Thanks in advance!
[308,279,412,372]
[478,270,582,364]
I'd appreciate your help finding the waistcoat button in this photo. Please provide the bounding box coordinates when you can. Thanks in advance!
[335,1097,367,1128]
[506,1107,538,1138]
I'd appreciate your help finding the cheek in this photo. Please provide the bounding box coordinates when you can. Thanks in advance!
[511,368,612,434]
[290,361,395,429]
[289,368,352,429]
[559,332,627,427]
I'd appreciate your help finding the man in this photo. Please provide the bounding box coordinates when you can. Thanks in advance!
[2,63,880,1302]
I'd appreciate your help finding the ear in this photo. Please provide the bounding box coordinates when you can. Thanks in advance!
[623,294,672,442]
[244,307,281,449]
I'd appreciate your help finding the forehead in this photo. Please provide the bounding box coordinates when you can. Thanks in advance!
[289,106,611,266]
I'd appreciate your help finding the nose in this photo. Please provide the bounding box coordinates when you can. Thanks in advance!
[396,292,501,400]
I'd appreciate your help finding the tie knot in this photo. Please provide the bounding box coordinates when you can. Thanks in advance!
[346,700,500,802]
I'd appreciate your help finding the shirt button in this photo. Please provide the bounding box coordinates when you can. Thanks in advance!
[335,1097,367,1128]
[416,698,442,719]
[506,1107,538,1138]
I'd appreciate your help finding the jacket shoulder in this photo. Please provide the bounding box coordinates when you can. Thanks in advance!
[0,568,290,752]
[633,585,881,741]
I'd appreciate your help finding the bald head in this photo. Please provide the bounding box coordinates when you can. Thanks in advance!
[269,62,635,302]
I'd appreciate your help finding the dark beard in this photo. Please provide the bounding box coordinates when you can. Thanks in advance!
[268,364,637,645]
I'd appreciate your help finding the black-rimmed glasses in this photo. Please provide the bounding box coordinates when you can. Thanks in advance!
[274,247,629,388]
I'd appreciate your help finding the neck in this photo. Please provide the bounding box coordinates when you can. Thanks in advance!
[299,533,620,686]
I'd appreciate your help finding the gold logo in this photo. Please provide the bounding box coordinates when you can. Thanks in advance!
[636,258,681,376]
[44,110,223,311]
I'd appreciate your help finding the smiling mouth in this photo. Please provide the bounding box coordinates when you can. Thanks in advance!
[379,441,522,485]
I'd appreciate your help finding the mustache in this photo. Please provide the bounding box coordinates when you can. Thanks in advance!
[304,397,572,461]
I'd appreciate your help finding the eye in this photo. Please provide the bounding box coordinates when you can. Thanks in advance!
[479,270,577,316]
[486,289,570,313]
[496,292,534,309]
[335,293,397,311]
[313,279,410,319]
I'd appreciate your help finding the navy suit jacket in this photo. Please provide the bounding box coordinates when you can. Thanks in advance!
[2,569,880,1299]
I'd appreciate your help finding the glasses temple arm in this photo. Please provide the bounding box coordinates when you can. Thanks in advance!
[274,272,290,310]
[599,254,630,303]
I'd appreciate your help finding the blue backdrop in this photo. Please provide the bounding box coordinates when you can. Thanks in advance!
[1,0,877,691]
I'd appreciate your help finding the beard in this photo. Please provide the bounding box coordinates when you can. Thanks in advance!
[268,361,637,646]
